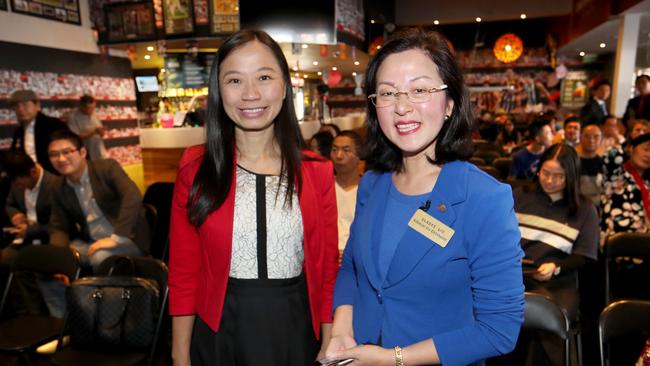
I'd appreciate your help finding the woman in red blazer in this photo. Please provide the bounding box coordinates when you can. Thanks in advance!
[169,29,339,366]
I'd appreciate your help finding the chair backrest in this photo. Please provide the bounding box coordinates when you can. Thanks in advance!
[1,245,81,314]
[143,182,174,262]
[474,150,501,165]
[523,292,570,340]
[143,203,158,237]
[523,292,571,366]
[603,232,650,303]
[599,300,650,366]
[479,165,500,180]
[492,157,513,180]
[469,157,486,166]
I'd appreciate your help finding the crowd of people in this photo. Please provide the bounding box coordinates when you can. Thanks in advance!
[0,26,648,366]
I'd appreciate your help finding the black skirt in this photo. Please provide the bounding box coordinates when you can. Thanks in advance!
[190,274,319,366]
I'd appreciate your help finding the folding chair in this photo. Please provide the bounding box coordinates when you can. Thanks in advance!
[52,255,168,366]
[599,300,650,366]
[0,245,80,365]
[523,292,572,366]
[603,232,650,304]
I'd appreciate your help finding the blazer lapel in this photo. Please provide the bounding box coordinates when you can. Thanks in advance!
[359,173,392,291]
[383,162,467,288]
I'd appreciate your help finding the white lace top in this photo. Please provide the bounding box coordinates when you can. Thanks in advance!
[229,165,304,279]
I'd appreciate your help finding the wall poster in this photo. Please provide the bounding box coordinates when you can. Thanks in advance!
[105,2,156,42]
[11,0,81,24]
[163,0,194,35]
[211,0,238,33]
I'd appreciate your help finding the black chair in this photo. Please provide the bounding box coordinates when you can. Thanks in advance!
[143,203,158,242]
[603,232,650,304]
[479,165,500,179]
[522,292,572,366]
[599,300,650,366]
[0,245,81,366]
[474,150,501,165]
[52,255,169,366]
[469,157,486,166]
[492,157,513,181]
[143,183,174,263]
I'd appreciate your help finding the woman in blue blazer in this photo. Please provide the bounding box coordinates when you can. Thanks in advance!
[324,28,525,366]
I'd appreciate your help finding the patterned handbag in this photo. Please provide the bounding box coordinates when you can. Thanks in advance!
[66,258,160,349]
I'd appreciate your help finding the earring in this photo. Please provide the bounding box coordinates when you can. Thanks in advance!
[444,114,450,120]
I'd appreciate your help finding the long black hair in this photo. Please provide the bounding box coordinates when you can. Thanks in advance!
[187,29,305,227]
[364,27,473,172]
[536,143,582,216]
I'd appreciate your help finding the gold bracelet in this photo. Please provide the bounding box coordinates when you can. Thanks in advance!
[394,345,404,366]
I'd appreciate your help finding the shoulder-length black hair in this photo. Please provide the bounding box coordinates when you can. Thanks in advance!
[536,143,583,216]
[187,29,305,227]
[364,27,473,172]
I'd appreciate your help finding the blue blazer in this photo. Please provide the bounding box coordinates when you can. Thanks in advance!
[333,161,524,366]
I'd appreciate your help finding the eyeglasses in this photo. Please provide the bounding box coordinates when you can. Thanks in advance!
[48,148,78,159]
[539,168,565,182]
[368,84,448,107]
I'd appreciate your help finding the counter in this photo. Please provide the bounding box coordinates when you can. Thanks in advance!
[140,127,205,187]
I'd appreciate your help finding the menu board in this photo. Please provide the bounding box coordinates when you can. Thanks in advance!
[11,0,80,24]
[163,0,194,35]
[164,54,214,89]
[194,0,208,25]
[560,70,589,109]
[105,2,156,42]
[211,0,239,33]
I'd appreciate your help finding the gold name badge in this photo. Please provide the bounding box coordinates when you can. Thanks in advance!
[408,209,455,247]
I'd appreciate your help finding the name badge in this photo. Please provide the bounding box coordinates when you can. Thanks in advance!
[408,209,455,247]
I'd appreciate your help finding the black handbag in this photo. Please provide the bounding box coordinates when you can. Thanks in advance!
[66,257,160,349]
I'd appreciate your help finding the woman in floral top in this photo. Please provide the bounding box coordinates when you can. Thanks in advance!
[601,133,650,242]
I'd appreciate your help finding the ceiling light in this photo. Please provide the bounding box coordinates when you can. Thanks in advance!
[579,51,585,56]
[332,66,337,71]
[520,14,526,19]
[370,19,375,24]
[301,44,308,49]
[292,66,298,71]
[312,61,319,66]
[476,17,482,23]
[146,46,154,52]
[600,42,606,48]
[303,74,308,78]
[144,54,151,60]
[376,45,381,50]
[317,71,322,76]
[352,72,357,76]
[434,20,440,25]
[505,44,512,52]
[354,61,360,66]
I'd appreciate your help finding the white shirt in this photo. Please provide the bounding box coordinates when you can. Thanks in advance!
[335,181,358,251]
[24,119,36,162]
[24,168,44,224]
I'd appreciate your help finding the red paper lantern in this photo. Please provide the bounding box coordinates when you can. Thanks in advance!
[493,33,524,63]
[327,70,342,87]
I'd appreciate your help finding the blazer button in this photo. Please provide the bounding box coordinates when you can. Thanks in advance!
[377,293,383,304]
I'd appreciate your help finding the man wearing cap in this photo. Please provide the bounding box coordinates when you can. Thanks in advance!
[9,90,69,174]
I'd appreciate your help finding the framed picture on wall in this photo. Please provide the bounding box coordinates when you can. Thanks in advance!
[10,0,81,24]
[162,0,194,35]
[105,2,156,42]
[210,0,239,34]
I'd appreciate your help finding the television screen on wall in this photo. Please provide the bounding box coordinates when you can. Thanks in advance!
[239,0,336,45]
[135,75,159,92]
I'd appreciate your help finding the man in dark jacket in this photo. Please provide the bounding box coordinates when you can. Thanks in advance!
[9,90,69,174]
[580,80,611,126]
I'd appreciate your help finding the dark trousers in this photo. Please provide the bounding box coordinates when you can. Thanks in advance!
[190,275,319,366]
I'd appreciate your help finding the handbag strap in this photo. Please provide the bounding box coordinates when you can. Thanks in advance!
[107,256,136,276]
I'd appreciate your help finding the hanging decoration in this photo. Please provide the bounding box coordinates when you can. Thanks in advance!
[493,33,524,64]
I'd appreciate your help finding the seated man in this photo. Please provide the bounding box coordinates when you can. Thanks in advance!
[576,125,604,205]
[509,119,554,180]
[330,131,363,254]
[47,129,150,271]
[3,151,57,261]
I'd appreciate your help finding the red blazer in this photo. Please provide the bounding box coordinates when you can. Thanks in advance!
[169,146,339,338]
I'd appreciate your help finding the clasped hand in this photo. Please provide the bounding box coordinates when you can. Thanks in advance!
[325,335,394,366]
